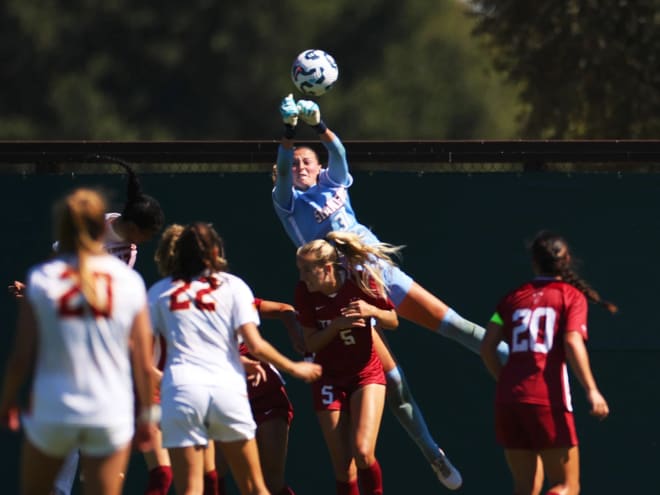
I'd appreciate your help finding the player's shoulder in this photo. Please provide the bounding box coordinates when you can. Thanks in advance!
[555,280,587,304]
[147,276,173,297]
[26,257,67,284]
[217,272,254,296]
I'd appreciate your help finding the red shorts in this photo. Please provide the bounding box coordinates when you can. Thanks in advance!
[312,365,385,412]
[249,382,294,426]
[495,402,578,450]
[244,349,294,426]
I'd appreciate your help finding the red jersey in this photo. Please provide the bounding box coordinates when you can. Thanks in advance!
[295,274,392,380]
[494,278,588,411]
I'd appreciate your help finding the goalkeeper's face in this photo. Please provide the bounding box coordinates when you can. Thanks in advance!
[292,148,322,191]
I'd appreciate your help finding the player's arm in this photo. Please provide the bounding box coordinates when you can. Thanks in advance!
[273,94,298,208]
[297,100,350,185]
[564,331,609,419]
[239,322,321,383]
[302,313,364,353]
[341,298,398,330]
[0,299,37,430]
[129,304,159,451]
[480,318,505,380]
[257,299,306,354]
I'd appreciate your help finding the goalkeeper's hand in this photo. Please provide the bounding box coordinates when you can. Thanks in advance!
[279,94,299,127]
[297,100,321,126]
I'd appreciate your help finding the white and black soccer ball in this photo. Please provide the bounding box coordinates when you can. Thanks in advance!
[291,49,339,97]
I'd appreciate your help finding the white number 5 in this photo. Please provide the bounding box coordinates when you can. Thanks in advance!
[321,385,334,405]
[339,329,356,346]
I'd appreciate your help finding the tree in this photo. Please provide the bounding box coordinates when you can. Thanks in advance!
[469,0,660,138]
[0,0,519,139]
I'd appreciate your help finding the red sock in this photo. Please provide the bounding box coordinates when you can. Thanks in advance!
[276,487,295,495]
[144,465,172,495]
[547,492,562,495]
[203,469,219,495]
[335,479,359,495]
[358,460,383,495]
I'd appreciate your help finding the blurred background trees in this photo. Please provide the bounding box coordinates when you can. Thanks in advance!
[0,0,657,140]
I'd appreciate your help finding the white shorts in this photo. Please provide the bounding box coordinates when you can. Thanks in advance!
[22,416,133,457]
[161,384,256,448]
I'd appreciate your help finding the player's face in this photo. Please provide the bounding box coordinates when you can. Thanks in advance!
[297,254,329,292]
[292,148,322,191]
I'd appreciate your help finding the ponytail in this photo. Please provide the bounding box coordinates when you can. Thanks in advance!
[531,230,618,314]
[55,188,107,312]
[95,155,164,235]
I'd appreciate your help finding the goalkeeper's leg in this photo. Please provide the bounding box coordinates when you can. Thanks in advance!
[396,282,509,364]
[373,329,449,461]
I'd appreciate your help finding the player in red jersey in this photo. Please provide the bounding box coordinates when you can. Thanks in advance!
[480,231,614,495]
[295,230,401,495]
[216,298,301,495]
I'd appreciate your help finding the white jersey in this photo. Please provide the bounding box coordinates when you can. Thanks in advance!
[51,213,137,268]
[103,212,137,267]
[148,271,260,393]
[25,254,147,426]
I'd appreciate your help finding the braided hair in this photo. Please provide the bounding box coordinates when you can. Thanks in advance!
[531,230,618,314]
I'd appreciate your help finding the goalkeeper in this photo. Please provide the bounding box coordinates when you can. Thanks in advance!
[271,95,510,490]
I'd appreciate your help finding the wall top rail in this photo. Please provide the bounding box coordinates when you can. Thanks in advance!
[1,140,659,173]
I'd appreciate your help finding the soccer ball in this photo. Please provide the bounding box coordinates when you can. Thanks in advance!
[291,49,339,97]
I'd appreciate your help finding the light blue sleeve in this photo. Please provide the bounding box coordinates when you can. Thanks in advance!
[273,144,294,209]
[323,134,350,186]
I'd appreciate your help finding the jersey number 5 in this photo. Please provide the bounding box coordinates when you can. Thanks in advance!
[511,307,556,354]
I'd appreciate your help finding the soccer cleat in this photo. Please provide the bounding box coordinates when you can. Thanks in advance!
[430,450,462,490]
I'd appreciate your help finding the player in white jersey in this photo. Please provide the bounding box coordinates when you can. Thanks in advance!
[148,222,321,495]
[0,188,158,495]
[6,160,165,495]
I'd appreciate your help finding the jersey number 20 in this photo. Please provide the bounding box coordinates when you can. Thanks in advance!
[58,270,112,318]
[511,307,556,354]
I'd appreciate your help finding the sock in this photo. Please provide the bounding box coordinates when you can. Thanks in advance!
[276,487,296,495]
[53,449,80,495]
[546,492,562,495]
[203,469,219,495]
[438,308,509,364]
[385,365,440,463]
[358,460,383,495]
[335,479,359,495]
[144,465,173,495]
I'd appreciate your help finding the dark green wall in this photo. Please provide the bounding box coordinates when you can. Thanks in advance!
[1,171,658,493]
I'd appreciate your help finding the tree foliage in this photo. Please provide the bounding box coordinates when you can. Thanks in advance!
[0,0,519,139]
[469,0,660,138]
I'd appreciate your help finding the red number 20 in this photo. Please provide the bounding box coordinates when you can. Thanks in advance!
[58,270,113,318]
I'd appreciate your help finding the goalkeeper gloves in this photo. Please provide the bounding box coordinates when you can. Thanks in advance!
[280,94,299,126]
[297,100,327,133]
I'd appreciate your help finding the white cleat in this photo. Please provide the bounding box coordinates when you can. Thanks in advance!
[430,449,462,490]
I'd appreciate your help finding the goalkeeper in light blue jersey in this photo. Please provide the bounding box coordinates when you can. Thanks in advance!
[272,95,508,490]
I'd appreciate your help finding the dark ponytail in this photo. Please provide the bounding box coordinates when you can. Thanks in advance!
[96,156,164,235]
[531,230,618,314]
